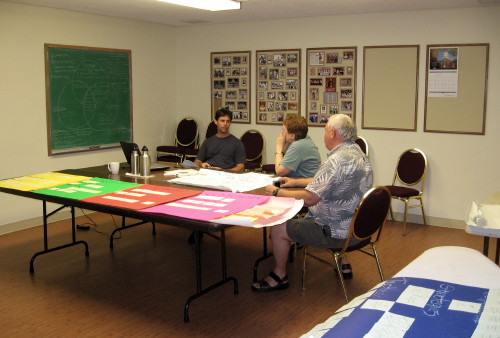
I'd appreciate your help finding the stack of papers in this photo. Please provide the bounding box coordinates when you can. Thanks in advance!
[169,168,274,192]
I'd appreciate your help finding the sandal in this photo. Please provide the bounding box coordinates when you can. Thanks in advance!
[251,271,289,293]
[335,264,353,280]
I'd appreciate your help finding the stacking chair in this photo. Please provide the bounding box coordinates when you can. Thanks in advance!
[301,186,391,303]
[260,163,276,174]
[240,129,265,171]
[385,148,427,235]
[205,120,218,139]
[185,120,218,162]
[355,136,369,157]
[157,117,199,164]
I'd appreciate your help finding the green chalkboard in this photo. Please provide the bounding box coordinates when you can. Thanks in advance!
[45,44,132,155]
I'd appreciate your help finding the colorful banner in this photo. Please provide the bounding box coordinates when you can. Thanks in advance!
[141,190,269,221]
[82,184,201,210]
[0,172,90,191]
[34,177,140,200]
[210,197,304,227]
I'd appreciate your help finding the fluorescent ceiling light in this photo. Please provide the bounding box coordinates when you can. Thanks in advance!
[158,0,241,11]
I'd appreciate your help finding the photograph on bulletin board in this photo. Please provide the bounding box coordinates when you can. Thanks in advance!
[306,47,357,126]
[255,49,301,125]
[211,51,251,124]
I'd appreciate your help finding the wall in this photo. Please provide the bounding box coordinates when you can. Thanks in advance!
[173,7,500,226]
[1,3,499,233]
[0,3,177,232]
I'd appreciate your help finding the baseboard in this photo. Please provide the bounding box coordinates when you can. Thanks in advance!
[392,212,465,230]
[0,210,466,236]
[0,209,93,236]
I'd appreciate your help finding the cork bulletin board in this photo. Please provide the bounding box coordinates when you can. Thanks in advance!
[306,47,357,126]
[362,45,419,131]
[255,49,301,125]
[424,43,489,135]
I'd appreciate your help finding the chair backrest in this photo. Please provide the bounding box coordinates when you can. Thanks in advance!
[175,117,199,148]
[351,186,392,242]
[241,129,265,164]
[206,120,217,139]
[394,148,427,186]
[260,163,276,174]
[355,136,369,157]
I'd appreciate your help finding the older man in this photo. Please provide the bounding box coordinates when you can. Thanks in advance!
[252,114,373,292]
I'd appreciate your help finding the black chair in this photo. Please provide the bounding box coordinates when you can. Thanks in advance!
[205,120,217,139]
[240,129,265,171]
[355,136,369,157]
[157,117,199,164]
[260,163,276,174]
[301,186,392,303]
[385,148,427,235]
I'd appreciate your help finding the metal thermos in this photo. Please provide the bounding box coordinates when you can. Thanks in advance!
[131,145,140,175]
[141,145,151,176]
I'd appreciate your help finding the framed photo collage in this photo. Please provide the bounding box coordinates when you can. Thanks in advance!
[211,51,251,123]
[306,47,357,125]
[210,47,356,126]
[256,49,301,125]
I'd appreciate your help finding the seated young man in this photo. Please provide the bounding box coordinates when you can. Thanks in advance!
[195,108,246,173]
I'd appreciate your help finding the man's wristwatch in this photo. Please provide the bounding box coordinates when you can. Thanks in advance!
[272,188,280,196]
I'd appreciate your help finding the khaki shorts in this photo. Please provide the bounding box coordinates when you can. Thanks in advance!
[286,218,360,248]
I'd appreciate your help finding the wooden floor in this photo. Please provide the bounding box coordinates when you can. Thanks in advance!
[0,213,493,337]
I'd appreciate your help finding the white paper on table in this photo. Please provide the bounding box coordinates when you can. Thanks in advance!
[169,168,275,192]
[210,198,304,227]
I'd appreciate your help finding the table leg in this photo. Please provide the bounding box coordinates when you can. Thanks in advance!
[30,203,89,273]
[109,218,155,249]
[183,229,238,323]
[483,236,490,256]
[253,227,273,282]
[496,238,500,265]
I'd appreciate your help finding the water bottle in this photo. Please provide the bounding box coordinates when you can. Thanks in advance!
[141,145,151,176]
[131,145,140,175]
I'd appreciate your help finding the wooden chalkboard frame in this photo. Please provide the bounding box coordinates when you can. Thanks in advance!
[45,44,133,155]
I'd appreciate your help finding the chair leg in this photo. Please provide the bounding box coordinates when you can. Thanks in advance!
[333,254,349,303]
[402,201,409,236]
[419,197,427,225]
[389,204,395,221]
[301,247,308,291]
[372,245,385,281]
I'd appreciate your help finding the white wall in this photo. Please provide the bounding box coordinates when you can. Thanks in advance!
[1,3,499,233]
[0,3,177,230]
[173,7,500,225]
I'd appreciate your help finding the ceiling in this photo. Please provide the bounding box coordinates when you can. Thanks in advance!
[3,0,499,26]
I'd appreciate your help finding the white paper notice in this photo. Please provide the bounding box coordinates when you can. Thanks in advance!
[428,70,458,97]
[448,299,482,314]
[362,299,395,312]
[396,285,435,308]
[365,312,415,338]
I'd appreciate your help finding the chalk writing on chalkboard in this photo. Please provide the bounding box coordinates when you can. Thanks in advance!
[45,44,132,155]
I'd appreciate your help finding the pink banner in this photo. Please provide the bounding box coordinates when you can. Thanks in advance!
[141,190,269,221]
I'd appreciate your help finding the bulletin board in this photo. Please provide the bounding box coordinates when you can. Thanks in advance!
[306,47,356,126]
[256,49,301,125]
[211,51,251,123]
[424,43,489,135]
[362,45,419,131]
[45,44,132,155]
